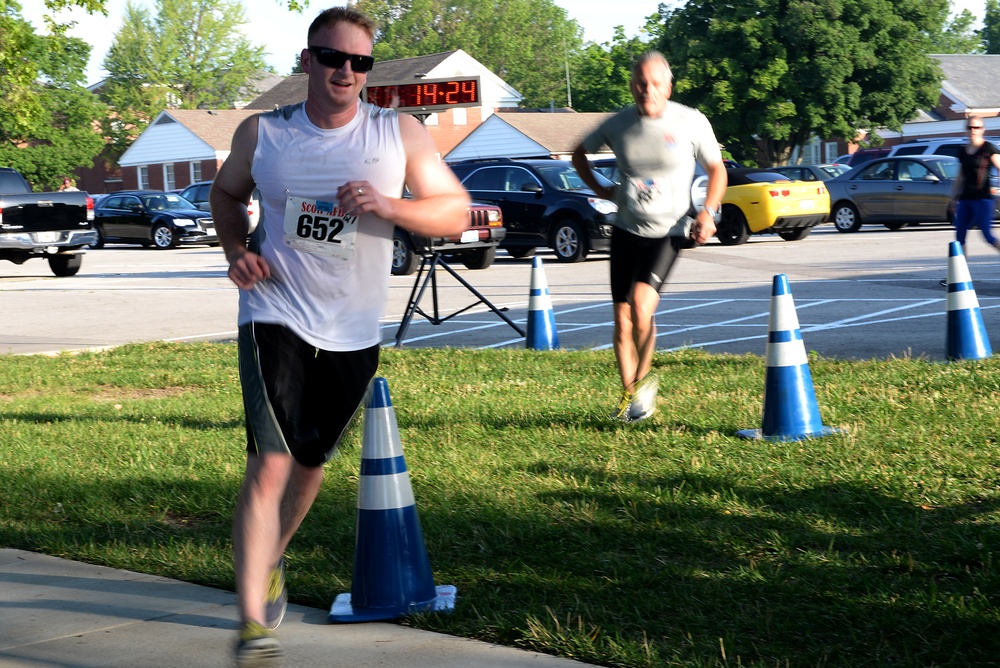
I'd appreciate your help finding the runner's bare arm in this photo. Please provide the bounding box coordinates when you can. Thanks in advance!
[335,114,469,237]
[211,115,271,290]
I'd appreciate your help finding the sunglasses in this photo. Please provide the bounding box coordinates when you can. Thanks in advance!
[968,125,985,131]
[307,46,375,73]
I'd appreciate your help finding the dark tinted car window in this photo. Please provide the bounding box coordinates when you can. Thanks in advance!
[893,146,926,156]
[463,168,503,191]
[503,168,539,192]
[860,161,896,180]
[933,144,964,158]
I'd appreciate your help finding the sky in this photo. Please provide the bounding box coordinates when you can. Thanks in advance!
[21,0,989,87]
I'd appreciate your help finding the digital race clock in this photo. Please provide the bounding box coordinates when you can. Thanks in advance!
[363,76,481,113]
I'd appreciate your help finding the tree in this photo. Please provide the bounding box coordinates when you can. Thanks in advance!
[100,0,270,158]
[984,0,1000,53]
[660,0,947,166]
[931,9,983,53]
[0,0,106,190]
[570,28,649,112]
[350,0,584,108]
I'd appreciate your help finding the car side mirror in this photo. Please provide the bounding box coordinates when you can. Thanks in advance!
[521,183,543,194]
[924,174,940,182]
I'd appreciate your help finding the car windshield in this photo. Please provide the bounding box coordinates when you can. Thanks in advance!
[533,162,615,191]
[141,193,196,211]
[743,172,790,182]
[819,164,850,178]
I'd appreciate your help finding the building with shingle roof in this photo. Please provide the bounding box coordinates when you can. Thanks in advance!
[446,111,616,162]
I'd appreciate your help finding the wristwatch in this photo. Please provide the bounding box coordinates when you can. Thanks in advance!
[703,205,718,218]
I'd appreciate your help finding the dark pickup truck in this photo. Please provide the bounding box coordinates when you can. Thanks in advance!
[0,167,97,276]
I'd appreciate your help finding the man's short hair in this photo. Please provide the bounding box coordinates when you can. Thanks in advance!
[632,50,673,82]
[308,6,376,42]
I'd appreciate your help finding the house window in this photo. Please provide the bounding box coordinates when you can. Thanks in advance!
[824,142,838,163]
[164,164,175,191]
[137,166,148,189]
[191,162,202,183]
[453,108,467,126]
[424,113,439,126]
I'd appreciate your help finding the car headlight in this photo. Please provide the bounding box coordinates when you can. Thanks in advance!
[174,219,197,227]
[588,198,617,215]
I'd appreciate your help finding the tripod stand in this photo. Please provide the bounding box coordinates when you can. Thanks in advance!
[394,249,525,347]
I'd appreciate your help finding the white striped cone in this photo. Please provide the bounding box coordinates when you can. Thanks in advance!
[737,274,842,441]
[946,241,992,361]
[329,377,455,623]
[526,256,559,349]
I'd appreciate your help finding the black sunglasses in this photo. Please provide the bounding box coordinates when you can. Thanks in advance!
[968,125,985,131]
[307,46,375,73]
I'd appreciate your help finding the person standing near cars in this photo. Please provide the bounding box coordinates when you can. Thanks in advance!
[953,116,1000,252]
[210,6,469,666]
[572,51,727,423]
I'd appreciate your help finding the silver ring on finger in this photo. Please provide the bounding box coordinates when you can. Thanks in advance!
[357,187,363,196]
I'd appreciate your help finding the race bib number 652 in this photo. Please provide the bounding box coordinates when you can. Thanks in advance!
[283,194,358,260]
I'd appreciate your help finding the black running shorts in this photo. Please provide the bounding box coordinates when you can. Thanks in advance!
[609,226,685,303]
[238,322,380,467]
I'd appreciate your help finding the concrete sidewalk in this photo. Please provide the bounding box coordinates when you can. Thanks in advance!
[0,549,587,667]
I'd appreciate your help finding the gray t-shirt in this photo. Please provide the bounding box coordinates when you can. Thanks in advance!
[582,101,722,238]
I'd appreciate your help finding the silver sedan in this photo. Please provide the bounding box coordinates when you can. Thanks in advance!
[825,155,961,233]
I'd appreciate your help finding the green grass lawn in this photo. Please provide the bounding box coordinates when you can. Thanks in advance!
[2,343,999,667]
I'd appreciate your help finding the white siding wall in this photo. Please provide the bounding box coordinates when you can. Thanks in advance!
[119,115,217,167]
[445,116,549,162]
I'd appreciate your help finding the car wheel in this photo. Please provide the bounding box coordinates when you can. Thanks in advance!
[551,220,586,263]
[48,253,82,277]
[777,227,811,241]
[391,229,420,276]
[883,221,907,231]
[506,247,536,259]
[461,245,497,270]
[91,225,105,249]
[717,205,750,245]
[151,223,176,249]
[832,203,862,233]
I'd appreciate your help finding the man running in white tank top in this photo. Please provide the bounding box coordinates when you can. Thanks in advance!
[210,7,469,666]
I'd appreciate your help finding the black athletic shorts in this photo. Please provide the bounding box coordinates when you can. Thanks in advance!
[609,226,685,303]
[238,322,380,467]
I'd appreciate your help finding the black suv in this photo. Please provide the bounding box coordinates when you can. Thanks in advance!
[448,158,617,262]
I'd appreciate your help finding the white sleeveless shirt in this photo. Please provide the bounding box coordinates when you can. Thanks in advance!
[240,100,405,350]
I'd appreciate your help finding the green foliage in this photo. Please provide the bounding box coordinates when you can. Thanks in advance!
[0,0,106,190]
[985,0,1000,54]
[660,0,947,166]
[100,0,270,159]
[570,28,648,112]
[2,343,1000,667]
[351,0,584,108]
[931,9,985,53]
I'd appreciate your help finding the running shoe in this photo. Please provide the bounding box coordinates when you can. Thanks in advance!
[611,389,633,422]
[235,620,283,668]
[264,558,287,631]
[629,374,659,422]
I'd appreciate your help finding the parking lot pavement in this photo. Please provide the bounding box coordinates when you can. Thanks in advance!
[2,225,999,360]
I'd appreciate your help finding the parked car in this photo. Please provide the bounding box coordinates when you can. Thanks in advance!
[836,147,892,168]
[887,136,1000,158]
[93,190,217,248]
[448,158,617,262]
[770,164,851,182]
[825,155,974,233]
[392,202,505,275]
[0,167,96,276]
[179,180,261,232]
[717,168,830,245]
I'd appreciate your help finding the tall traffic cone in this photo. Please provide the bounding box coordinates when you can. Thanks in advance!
[946,241,992,361]
[329,377,455,623]
[526,256,559,350]
[737,274,842,442]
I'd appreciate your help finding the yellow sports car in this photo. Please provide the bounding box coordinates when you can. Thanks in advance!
[718,168,831,245]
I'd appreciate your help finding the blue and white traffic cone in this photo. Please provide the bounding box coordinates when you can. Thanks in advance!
[526,256,559,350]
[329,378,455,623]
[946,241,992,361]
[738,274,842,441]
